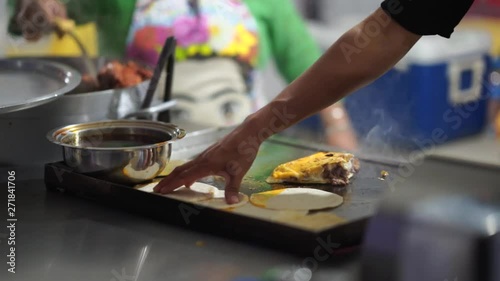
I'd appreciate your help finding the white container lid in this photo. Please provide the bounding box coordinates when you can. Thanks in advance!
[308,18,493,66]
[399,30,493,65]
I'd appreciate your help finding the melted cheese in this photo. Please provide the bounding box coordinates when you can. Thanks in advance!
[267,152,355,184]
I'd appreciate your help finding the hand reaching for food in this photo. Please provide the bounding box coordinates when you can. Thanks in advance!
[154,122,261,204]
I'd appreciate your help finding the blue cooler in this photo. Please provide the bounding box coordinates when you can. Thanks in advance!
[344,30,493,149]
[491,57,500,100]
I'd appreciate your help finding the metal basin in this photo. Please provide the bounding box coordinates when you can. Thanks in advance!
[47,120,186,185]
[0,57,174,169]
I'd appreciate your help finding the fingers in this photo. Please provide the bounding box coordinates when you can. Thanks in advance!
[218,171,243,205]
[153,160,244,205]
[153,160,209,194]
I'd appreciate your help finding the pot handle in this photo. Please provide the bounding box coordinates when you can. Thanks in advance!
[123,100,177,120]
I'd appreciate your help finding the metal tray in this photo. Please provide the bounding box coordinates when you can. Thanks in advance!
[44,129,402,256]
[0,58,81,114]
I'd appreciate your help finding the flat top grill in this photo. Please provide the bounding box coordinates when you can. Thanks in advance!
[45,128,402,256]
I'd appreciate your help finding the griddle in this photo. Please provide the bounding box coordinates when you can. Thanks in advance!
[44,128,403,256]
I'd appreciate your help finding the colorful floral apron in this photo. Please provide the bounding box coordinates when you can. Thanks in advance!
[126,0,260,127]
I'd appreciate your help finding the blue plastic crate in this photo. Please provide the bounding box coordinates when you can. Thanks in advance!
[344,31,493,149]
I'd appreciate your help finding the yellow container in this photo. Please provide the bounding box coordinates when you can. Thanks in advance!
[5,22,98,57]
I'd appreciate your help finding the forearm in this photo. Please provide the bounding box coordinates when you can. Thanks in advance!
[319,103,354,135]
[245,8,420,140]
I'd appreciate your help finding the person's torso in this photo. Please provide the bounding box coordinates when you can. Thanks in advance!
[126,0,261,127]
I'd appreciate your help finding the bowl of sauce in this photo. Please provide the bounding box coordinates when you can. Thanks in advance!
[47,120,186,185]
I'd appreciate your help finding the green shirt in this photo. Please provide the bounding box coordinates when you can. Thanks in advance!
[8,0,321,83]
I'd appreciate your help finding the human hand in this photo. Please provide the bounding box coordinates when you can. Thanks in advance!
[153,123,261,204]
[15,0,67,41]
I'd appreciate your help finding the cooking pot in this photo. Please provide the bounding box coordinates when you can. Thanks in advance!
[0,56,175,173]
[47,120,186,185]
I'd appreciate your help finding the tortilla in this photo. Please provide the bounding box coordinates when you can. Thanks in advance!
[227,203,308,220]
[195,189,249,209]
[250,188,344,211]
[136,181,217,203]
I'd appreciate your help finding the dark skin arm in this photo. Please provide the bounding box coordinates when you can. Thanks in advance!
[9,0,67,41]
[154,8,421,204]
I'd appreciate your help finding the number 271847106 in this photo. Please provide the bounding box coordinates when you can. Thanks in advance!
[7,171,15,218]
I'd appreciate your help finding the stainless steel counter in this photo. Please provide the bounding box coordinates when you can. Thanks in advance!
[1,179,361,281]
[1,122,362,281]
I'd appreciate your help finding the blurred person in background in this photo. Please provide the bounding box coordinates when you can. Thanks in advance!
[7,0,359,150]
[150,0,477,203]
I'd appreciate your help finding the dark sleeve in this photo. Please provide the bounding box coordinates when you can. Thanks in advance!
[381,0,474,38]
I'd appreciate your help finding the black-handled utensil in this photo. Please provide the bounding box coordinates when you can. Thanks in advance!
[158,47,176,123]
[141,37,176,110]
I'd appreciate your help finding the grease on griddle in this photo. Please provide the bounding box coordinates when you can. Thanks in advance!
[378,170,389,181]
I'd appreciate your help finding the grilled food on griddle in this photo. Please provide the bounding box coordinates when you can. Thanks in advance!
[266,152,360,186]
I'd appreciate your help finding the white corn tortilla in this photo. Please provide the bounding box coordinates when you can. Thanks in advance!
[136,181,217,203]
[227,203,308,220]
[250,188,344,211]
[227,204,345,231]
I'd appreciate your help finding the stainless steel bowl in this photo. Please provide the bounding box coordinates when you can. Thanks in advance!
[47,120,186,185]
